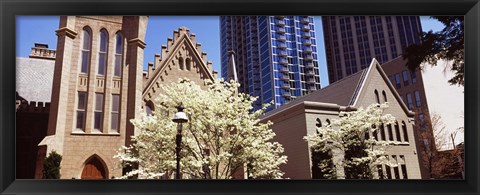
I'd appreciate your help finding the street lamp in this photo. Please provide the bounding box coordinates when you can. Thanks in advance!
[172,103,188,179]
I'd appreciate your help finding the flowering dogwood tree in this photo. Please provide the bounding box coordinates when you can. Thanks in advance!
[115,79,287,179]
[305,103,399,179]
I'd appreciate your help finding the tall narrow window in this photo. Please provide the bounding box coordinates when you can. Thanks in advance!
[98,30,108,76]
[114,33,123,77]
[414,91,421,107]
[374,90,380,104]
[94,93,104,131]
[382,90,387,102]
[76,92,87,131]
[81,28,91,74]
[395,121,401,141]
[186,58,191,71]
[402,121,409,142]
[385,164,392,179]
[400,155,408,179]
[410,70,417,84]
[395,74,401,89]
[377,165,384,179]
[379,123,386,140]
[406,93,413,109]
[387,124,394,141]
[179,57,184,70]
[402,70,409,86]
[111,94,120,132]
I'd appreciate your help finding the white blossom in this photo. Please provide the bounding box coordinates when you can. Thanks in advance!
[115,79,287,179]
[305,103,399,179]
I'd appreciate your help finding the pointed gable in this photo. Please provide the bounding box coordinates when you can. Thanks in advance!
[142,27,217,103]
[352,58,415,117]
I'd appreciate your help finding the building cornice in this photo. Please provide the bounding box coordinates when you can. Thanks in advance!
[55,27,77,39]
[128,38,147,49]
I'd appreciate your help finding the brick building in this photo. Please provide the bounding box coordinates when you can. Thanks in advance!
[16,16,217,179]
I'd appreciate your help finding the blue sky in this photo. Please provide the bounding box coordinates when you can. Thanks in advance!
[16,16,444,87]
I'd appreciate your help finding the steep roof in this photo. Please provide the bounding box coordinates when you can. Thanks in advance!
[262,58,414,119]
[16,57,55,103]
[262,66,367,119]
[142,27,216,99]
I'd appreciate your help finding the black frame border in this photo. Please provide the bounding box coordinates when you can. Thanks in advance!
[1,0,479,194]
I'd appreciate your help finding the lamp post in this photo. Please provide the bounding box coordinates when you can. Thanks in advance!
[172,103,188,179]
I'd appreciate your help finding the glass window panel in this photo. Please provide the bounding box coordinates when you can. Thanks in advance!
[112,95,120,112]
[114,55,121,76]
[100,31,108,52]
[95,94,103,110]
[94,112,102,129]
[83,30,91,50]
[76,111,84,129]
[98,53,106,75]
[81,51,89,73]
[78,92,86,109]
[111,113,119,130]
[116,34,123,54]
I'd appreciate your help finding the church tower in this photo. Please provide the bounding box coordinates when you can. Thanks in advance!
[37,16,148,179]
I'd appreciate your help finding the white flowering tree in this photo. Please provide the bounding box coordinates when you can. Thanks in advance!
[115,79,287,179]
[305,103,399,179]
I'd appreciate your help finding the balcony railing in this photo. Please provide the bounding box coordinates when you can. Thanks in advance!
[306,79,316,84]
[278,50,287,56]
[304,54,314,61]
[276,34,286,42]
[301,17,310,24]
[276,27,286,34]
[304,47,313,53]
[302,40,312,46]
[301,25,311,31]
[305,63,315,69]
[282,92,291,97]
[302,32,311,38]
[278,58,288,65]
[279,67,289,73]
[306,71,315,76]
[275,20,285,27]
[281,75,290,81]
[277,43,287,49]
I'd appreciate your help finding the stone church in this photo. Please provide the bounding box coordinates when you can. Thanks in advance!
[16,16,217,179]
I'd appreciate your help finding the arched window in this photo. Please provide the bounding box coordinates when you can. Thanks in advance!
[379,123,385,140]
[114,33,123,77]
[186,58,191,71]
[374,90,380,104]
[387,124,393,141]
[145,101,155,115]
[179,57,184,70]
[382,90,387,102]
[402,121,409,142]
[315,118,322,127]
[80,27,92,74]
[395,121,401,141]
[98,29,108,75]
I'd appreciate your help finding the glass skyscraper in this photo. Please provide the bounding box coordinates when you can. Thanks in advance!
[220,16,321,111]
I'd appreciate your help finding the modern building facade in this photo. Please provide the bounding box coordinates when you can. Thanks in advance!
[322,16,422,83]
[16,16,218,179]
[260,59,422,179]
[322,16,432,179]
[220,16,321,111]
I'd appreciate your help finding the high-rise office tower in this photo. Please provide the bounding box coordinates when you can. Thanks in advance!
[220,16,321,111]
[322,16,433,179]
[322,16,422,83]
